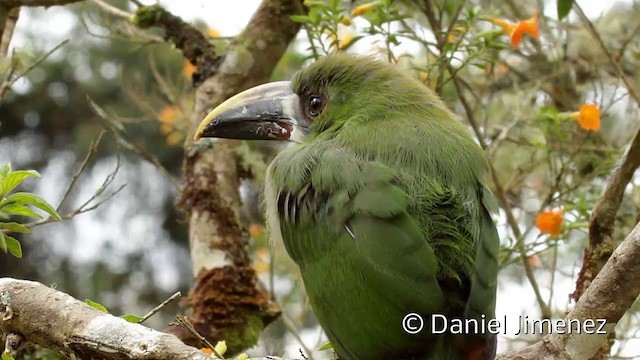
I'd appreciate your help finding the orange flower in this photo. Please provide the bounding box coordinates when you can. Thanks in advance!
[573,103,601,131]
[492,12,539,47]
[351,2,377,18]
[183,60,196,80]
[159,105,181,124]
[207,28,220,38]
[254,246,271,274]
[200,348,213,355]
[447,25,467,43]
[536,209,564,236]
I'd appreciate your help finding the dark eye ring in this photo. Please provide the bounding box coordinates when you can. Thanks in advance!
[308,95,324,118]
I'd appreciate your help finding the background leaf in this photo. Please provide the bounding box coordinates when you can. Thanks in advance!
[85,299,109,313]
[4,192,62,221]
[4,235,23,258]
[0,170,40,197]
[121,314,144,323]
[0,204,43,219]
[0,222,31,234]
[557,0,574,20]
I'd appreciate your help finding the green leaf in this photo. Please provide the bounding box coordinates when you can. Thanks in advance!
[4,235,22,258]
[290,15,311,24]
[85,299,109,313]
[0,222,31,234]
[0,163,11,181]
[0,233,6,253]
[121,314,144,323]
[4,192,62,221]
[2,353,16,360]
[0,58,12,78]
[0,170,40,197]
[557,0,573,20]
[318,341,333,351]
[0,204,43,219]
[11,47,36,73]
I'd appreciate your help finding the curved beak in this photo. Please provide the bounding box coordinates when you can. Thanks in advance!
[193,81,306,142]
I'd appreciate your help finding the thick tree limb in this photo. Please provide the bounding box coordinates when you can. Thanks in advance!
[0,278,212,360]
[497,221,640,359]
[130,0,304,354]
[0,0,82,7]
[175,0,304,352]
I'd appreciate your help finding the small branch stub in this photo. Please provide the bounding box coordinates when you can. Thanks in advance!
[4,332,25,356]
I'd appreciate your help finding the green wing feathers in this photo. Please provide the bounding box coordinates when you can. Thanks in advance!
[268,142,499,359]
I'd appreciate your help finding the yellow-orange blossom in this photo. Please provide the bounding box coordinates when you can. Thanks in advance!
[573,103,601,131]
[536,209,564,236]
[491,12,539,47]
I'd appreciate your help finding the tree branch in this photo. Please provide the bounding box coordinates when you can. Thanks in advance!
[131,0,304,353]
[497,220,640,359]
[133,4,221,86]
[0,6,19,57]
[0,0,82,7]
[0,278,290,360]
[0,278,212,360]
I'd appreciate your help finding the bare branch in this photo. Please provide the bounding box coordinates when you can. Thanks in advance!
[140,291,181,324]
[171,315,224,360]
[0,6,19,57]
[88,0,131,19]
[0,39,68,101]
[57,131,105,212]
[87,96,181,190]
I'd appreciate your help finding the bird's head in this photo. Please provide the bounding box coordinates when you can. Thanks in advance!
[194,54,439,143]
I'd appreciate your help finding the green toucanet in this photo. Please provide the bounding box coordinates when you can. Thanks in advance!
[194,54,500,360]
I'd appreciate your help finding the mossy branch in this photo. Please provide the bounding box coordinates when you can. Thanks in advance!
[133,4,221,86]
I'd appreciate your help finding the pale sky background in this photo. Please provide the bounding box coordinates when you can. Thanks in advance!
[5,0,639,359]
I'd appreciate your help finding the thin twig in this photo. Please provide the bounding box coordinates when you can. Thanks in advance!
[281,311,315,360]
[87,96,181,190]
[57,131,105,212]
[0,39,68,101]
[88,0,132,19]
[171,315,224,359]
[140,291,181,323]
[18,142,125,229]
[148,54,181,106]
[575,3,640,106]
[453,76,551,319]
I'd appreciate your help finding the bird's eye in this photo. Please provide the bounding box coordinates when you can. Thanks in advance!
[306,95,325,119]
